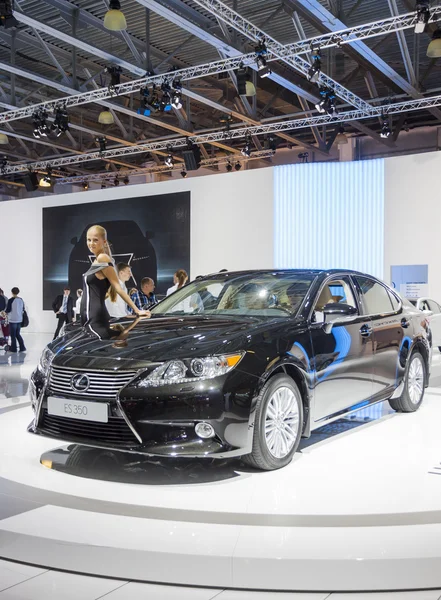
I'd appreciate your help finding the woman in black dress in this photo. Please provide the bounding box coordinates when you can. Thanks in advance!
[81,224,150,339]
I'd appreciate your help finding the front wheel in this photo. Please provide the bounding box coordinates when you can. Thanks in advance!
[242,374,303,471]
[389,351,426,413]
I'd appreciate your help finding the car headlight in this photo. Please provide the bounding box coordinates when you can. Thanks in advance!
[137,352,244,388]
[38,346,54,375]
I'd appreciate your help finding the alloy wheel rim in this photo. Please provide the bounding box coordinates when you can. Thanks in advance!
[264,386,300,459]
[408,356,424,405]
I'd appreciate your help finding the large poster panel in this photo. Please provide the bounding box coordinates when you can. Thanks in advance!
[42,192,190,310]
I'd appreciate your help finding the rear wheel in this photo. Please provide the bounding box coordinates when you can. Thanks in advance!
[242,374,303,471]
[389,351,426,413]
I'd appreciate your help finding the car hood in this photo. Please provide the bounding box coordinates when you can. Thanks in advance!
[51,315,299,370]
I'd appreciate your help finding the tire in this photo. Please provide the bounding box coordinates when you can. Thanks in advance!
[242,374,303,471]
[389,351,426,413]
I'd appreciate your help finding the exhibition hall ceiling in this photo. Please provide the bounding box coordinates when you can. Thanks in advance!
[1,0,441,193]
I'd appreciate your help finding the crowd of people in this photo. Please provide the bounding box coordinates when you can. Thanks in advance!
[1,224,191,348]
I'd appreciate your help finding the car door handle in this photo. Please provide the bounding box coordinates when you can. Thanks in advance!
[360,324,372,337]
[401,318,410,329]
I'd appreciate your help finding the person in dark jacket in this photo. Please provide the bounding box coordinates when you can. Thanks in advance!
[52,287,74,340]
[6,287,26,353]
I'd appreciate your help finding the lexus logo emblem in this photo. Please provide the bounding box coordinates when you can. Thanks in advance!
[71,373,90,392]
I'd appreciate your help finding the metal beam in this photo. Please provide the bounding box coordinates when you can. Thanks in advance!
[387,0,417,86]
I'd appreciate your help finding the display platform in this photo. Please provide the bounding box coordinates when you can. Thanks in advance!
[1,379,441,594]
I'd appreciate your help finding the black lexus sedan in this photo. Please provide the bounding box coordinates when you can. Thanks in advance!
[29,269,431,470]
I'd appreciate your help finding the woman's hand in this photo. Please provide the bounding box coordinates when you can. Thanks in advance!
[135,309,151,318]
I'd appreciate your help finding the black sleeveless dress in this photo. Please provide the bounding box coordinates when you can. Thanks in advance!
[81,262,115,340]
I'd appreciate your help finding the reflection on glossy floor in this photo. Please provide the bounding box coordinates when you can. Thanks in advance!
[2,335,441,598]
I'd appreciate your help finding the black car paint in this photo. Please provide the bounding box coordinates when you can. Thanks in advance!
[29,269,430,458]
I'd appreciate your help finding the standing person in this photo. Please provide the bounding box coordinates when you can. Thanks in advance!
[166,269,188,296]
[0,288,7,312]
[80,225,150,340]
[105,262,132,318]
[129,278,157,314]
[52,287,74,340]
[5,287,26,353]
[74,289,83,322]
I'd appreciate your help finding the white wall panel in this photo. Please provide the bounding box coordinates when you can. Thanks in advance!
[274,160,385,279]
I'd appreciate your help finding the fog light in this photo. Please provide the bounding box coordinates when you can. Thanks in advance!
[195,422,215,439]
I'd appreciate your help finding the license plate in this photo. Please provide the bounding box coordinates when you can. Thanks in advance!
[47,397,108,423]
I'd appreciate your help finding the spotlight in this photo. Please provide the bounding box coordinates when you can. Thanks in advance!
[52,105,69,137]
[0,0,18,28]
[415,1,430,34]
[106,66,122,91]
[226,161,233,172]
[171,77,183,108]
[95,136,107,154]
[308,47,322,83]
[0,155,7,174]
[104,0,127,31]
[380,113,391,138]
[39,167,52,187]
[234,161,242,171]
[255,39,272,78]
[164,151,174,168]
[266,135,277,152]
[123,175,129,185]
[98,108,114,124]
[315,87,337,116]
[149,85,161,111]
[299,152,309,163]
[180,169,188,178]
[241,136,252,157]
[137,87,151,116]
[427,29,441,58]
[81,181,89,190]
[335,126,348,145]
[160,82,172,112]
[32,109,50,138]
[114,175,120,186]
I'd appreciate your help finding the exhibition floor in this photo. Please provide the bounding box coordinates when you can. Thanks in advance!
[1,335,441,599]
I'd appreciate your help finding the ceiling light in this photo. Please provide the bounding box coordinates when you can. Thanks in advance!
[81,181,89,190]
[380,113,391,138]
[123,175,129,185]
[226,162,233,172]
[245,80,256,96]
[0,133,9,144]
[234,161,242,171]
[255,40,272,78]
[415,1,430,34]
[98,108,114,124]
[180,169,188,178]
[336,127,348,145]
[114,175,120,186]
[427,29,441,58]
[241,135,252,158]
[165,152,174,168]
[315,87,337,116]
[52,105,69,137]
[171,90,183,109]
[104,0,127,31]
[39,168,52,188]
[32,109,50,138]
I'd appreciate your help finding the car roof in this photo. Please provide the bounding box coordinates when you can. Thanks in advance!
[201,268,373,279]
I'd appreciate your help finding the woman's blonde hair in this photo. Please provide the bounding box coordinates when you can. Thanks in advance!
[175,269,188,289]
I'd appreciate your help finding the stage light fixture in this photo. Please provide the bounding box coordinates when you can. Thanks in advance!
[180,169,188,178]
[315,87,337,116]
[160,82,172,112]
[0,155,7,174]
[308,47,322,83]
[104,0,127,31]
[123,175,129,185]
[101,180,106,189]
[98,108,114,124]
[171,77,183,108]
[380,113,391,138]
[234,161,242,171]
[81,181,89,190]
[267,135,277,152]
[106,66,122,91]
[164,151,174,168]
[0,0,18,28]
[32,109,50,138]
[427,29,441,57]
[96,136,107,154]
[114,175,120,186]
[0,132,8,144]
[149,85,161,111]
[255,40,271,78]
[226,161,233,172]
[241,135,252,157]
[336,126,348,145]
[415,1,430,34]
[182,141,201,171]
[39,167,52,187]
[52,105,69,137]
[299,152,309,163]
[137,87,152,116]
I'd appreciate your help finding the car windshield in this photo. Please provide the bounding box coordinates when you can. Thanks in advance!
[151,273,315,318]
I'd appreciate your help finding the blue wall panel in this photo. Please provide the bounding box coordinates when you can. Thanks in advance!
[274,160,385,279]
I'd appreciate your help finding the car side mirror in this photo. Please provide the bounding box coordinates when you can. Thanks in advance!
[323,302,357,319]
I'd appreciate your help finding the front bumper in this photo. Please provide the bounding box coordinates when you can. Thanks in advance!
[28,368,255,458]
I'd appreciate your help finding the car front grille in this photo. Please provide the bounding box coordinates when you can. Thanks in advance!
[39,408,139,447]
[48,366,138,399]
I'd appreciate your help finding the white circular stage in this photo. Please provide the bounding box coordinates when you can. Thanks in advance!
[1,390,441,593]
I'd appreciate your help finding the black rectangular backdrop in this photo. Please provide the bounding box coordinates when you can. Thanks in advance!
[42,191,190,310]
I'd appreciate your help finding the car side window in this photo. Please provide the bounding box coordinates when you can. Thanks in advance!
[355,277,394,315]
[421,300,431,312]
[312,277,358,323]
[387,290,401,312]
[428,300,440,314]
